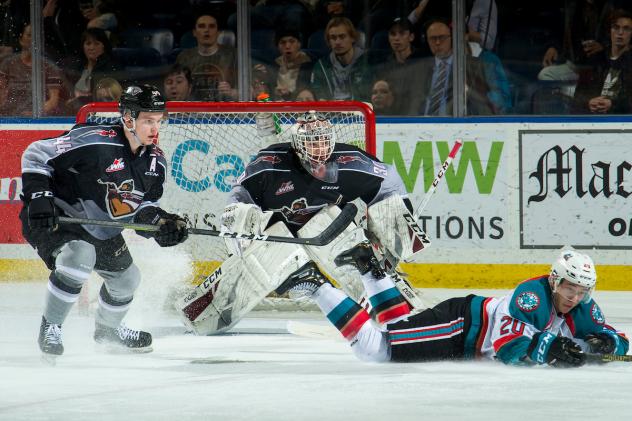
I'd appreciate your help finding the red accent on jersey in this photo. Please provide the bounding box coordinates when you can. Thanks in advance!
[98,129,117,138]
[493,332,523,353]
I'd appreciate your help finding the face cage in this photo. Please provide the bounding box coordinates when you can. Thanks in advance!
[292,121,336,167]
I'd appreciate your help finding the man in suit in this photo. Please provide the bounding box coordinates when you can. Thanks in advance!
[405,18,493,116]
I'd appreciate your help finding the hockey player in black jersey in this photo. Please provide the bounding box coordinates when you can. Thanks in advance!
[175,111,430,335]
[20,84,189,359]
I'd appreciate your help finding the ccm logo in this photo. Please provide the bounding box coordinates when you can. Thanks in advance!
[31,191,54,199]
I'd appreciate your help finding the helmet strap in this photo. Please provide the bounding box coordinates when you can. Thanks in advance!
[121,115,143,151]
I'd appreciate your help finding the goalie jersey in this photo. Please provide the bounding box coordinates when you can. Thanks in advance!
[228,142,408,232]
[468,276,629,364]
[21,123,167,240]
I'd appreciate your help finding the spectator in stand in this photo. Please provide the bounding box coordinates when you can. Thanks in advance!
[371,79,399,115]
[93,77,122,101]
[295,86,317,101]
[468,41,512,114]
[538,0,611,84]
[64,28,121,114]
[176,13,238,101]
[310,17,373,101]
[572,9,632,114]
[78,0,118,33]
[0,0,29,60]
[374,17,426,115]
[406,18,492,115]
[163,64,193,101]
[466,0,497,51]
[0,22,65,116]
[252,28,313,101]
[42,0,105,64]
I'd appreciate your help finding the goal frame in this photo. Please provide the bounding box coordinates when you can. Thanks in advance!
[76,100,376,155]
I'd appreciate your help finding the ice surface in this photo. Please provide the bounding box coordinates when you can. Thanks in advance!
[1,282,631,421]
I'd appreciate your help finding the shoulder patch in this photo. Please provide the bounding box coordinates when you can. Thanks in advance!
[590,303,605,325]
[515,291,540,312]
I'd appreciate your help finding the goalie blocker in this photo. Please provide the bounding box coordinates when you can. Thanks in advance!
[175,196,431,335]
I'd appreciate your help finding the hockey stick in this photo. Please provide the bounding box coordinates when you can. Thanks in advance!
[585,353,632,364]
[58,202,358,246]
[412,139,463,220]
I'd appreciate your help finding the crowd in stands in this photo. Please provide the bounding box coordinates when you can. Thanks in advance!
[1,0,632,117]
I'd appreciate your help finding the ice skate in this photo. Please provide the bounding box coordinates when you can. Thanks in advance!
[275,261,330,300]
[94,323,153,353]
[38,316,63,365]
[334,241,385,278]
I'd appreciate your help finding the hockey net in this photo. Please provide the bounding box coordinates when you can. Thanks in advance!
[77,101,376,312]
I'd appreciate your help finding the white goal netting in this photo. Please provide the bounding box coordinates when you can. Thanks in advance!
[78,101,376,295]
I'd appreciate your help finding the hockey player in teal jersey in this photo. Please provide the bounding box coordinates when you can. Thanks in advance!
[278,247,629,367]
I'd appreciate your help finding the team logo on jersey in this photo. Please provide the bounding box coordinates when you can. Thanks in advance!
[98,129,117,138]
[271,197,328,226]
[105,158,125,173]
[590,303,605,324]
[97,178,144,218]
[516,291,540,312]
[251,155,281,166]
[336,155,366,165]
[275,181,294,195]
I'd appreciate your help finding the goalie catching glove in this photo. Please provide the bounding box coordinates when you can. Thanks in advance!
[220,202,271,256]
[134,207,188,247]
[28,190,58,230]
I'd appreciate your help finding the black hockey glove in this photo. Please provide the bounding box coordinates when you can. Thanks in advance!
[154,215,189,247]
[528,332,586,368]
[27,191,58,230]
[585,332,617,354]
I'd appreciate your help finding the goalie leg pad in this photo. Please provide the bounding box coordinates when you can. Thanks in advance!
[174,221,311,335]
[367,194,431,264]
[298,205,370,302]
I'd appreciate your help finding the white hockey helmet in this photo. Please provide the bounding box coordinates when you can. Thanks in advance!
[291,111,336,167]
[549,249,597,303]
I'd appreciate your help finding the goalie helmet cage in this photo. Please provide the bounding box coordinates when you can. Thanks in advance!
[76,100,376,294]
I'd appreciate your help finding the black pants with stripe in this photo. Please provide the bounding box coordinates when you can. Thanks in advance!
[387,295,476,362]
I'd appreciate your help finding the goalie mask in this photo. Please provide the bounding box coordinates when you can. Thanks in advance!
[291,111,338,182]
[549,249,597,304]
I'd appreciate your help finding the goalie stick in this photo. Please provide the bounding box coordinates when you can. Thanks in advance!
[58,202,358,246]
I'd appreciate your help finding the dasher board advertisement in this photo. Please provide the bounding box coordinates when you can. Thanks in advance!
[519,130,632,250]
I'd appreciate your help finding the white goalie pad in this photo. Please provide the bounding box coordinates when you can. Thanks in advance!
[367,194,431,266]
[298,203,368,302]
[174,221,310,335]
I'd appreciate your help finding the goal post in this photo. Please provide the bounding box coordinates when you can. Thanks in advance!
[76,100,376,284]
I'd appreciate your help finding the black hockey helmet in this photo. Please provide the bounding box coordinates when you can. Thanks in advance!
[119,84,166,119]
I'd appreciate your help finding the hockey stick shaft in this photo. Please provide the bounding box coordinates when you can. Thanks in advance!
[58,203,357,246]
[413,139,463,219]
[585,353,632,363]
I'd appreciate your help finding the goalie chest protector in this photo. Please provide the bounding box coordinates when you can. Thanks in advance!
[236,143,402,231]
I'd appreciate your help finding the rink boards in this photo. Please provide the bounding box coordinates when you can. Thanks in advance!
[1,117,631,289]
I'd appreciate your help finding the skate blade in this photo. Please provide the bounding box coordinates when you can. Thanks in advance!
[40,353,59,366]
[95,342,153,354]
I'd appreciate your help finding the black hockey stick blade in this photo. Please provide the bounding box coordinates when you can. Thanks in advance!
[585,353,632,364]
[57,203,357,246]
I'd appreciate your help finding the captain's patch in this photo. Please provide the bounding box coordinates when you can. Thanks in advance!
[591,303,605,324]
[516,291,540,312]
